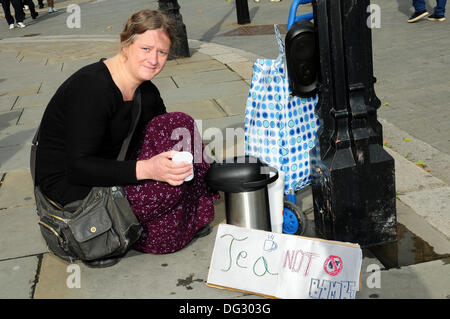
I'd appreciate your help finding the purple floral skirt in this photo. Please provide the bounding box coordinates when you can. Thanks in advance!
[125,112,218,254]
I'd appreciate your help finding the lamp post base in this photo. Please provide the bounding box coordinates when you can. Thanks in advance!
[158,0,190,59]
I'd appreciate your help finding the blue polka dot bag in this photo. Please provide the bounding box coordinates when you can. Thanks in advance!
[244,25,320,194]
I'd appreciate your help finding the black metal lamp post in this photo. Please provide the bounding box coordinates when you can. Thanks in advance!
[158,0,190,58]
[236,0,251,24]
[301,0,397,247]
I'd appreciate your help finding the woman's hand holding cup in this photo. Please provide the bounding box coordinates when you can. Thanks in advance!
[136,151,193,186]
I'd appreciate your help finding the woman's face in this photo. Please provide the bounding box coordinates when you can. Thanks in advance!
[122,28,171,83]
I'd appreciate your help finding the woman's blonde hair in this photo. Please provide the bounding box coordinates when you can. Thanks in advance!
[120,9,176,51]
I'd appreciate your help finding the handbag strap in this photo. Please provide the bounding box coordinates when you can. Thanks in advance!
[31,88,143,184]
[117,89,142,161]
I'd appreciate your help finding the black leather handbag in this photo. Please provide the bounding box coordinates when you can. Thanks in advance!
[31,92,143,262]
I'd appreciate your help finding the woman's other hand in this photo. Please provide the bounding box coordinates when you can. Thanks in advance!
[136,151,193,186]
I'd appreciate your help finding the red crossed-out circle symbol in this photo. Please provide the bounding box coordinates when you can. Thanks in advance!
[324,255,343,276]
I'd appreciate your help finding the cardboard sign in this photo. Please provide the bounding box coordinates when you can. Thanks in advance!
[206,224,362,299]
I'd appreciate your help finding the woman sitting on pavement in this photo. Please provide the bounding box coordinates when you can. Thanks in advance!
[34,9,218,267]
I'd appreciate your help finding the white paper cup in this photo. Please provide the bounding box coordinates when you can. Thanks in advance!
[172,151,194,181]
[268,169,285,233]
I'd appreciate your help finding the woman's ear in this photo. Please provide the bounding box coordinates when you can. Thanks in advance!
[120,45,128,60]
[121,41,134,61]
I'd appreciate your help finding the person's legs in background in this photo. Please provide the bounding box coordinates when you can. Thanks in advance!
[10,0,26,27]
[413,0,427,12]
[1,0,16,29]
[408,0,429,22]
[23,0,38,19]
[47,0,57,12]
[428,0,447,21]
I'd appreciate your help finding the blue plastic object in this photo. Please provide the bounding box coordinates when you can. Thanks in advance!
[287,0,313,31]
[282,208,299,234]
[283,193,298,234]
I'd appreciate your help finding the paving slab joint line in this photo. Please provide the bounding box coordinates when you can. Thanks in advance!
[37,82,43,95]
[30,254,44,299]
[0,202,36,211]
[169,76,179,88]
[10,96,19,111]
[0,173,5,192]
[223,62,250,83]
[211,98,229,117]
[0,252,42,263]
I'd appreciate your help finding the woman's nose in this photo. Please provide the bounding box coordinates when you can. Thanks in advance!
[148,50,158,65]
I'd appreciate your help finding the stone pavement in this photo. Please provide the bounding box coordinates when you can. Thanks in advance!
[0,0,449,300]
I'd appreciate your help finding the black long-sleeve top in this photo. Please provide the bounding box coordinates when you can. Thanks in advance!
[35,60,166,205]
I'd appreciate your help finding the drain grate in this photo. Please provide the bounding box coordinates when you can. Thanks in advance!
[221,24,288,36]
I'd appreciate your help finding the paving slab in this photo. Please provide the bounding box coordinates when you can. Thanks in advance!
[396,201,450,256]
[37,82,61,96]
[13,94,52,109]
[214,93,248,116]
[158,59,226,78]
[0,122,37,148]
[385,147,447,194]
[61,59,103,75]
[0,74,42,94]
[356,251,386,299]
[0,143,31,174]
[172,69,240,88]
[356,258,450,299]
[17,105,46,125]
[210,52,248,64]
[2,85,41,97]
[0,95,18,113]
[19,69,69,82]
[0,109,22,129]
[380,118,450,185]
[151,77,177,91]
[227,60,255,80]
[0,168,35,209]
[166,99,226,120]
[20,54,48,65]
[196,44,234,56]
[202,115,245,139]
[399,187,450,240]
[11,60,56,77]
[0,205,48,260]
[160,80,249,105]
[0,256,39,299]
[0,51,20,62]
[175,52,212,65]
